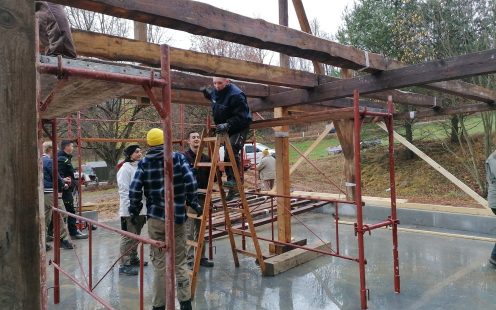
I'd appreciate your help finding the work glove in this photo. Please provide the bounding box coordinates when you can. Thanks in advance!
[215,122,231,134]
[128,203,142,218]
[130,214,140,226]
[191,202,203,217]
[200,86,214,101]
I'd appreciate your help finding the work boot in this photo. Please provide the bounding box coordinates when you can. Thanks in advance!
[72,231,88,240]
[180,299,192,310]
[119,265,139,276]
[489,256,496,267]
[152,306,165,310]
[60,239,74,250]
[200,257,214,268]
[46,244,52,251]
[223,180,237,188]
[226,189,237,201]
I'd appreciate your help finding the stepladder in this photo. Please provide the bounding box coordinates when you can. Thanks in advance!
[188,130,266,298]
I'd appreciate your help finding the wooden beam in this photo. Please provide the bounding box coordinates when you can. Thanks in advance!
[52,0,496,102]
[0,1,41,308]
[376,122,489,209]
[72,30,439,108]
[258,49,496,109]
[289,124,334,174]
[251,109,353,129]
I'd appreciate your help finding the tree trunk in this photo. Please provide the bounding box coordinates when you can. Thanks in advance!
[450,115,459,144]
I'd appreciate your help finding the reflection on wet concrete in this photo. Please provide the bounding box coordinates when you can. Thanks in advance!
[48,211,496,309]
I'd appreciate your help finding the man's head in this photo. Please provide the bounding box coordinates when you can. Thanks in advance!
[147,128,164,146]
[43,141,53,156]
[60,140,74,154]
[212,77,230,92]
[124,144,142,162]
[187,131,201,152]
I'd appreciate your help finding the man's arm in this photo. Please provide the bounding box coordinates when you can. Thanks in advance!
[256,157,266,171]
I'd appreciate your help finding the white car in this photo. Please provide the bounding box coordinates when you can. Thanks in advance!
[219,143,275,168]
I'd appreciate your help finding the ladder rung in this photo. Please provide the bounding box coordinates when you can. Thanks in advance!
[217,162,232,167]
[235,249,259,258]
[186,239,198,248]
[202,137,218,142]
[231,228,252,237]
[196,162,213,167]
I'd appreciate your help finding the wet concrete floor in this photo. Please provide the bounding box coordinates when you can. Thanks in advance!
[47,210,496,309]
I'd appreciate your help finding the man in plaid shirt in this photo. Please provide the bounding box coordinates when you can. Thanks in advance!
[129,128,202,310]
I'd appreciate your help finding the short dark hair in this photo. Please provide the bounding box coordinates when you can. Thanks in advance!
[60,140,74,150]
[187,131,200,139]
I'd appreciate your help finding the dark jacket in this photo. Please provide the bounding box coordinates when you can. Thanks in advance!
[129,146,197,223]
[211,83,252,135]
[57,150,75,190]
[183,149,211,190]
[42,154,65,193]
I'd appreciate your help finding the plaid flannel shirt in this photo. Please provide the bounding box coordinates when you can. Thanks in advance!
[129,146,197,224]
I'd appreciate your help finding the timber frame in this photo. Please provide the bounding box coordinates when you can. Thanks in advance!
[13,1,496,310]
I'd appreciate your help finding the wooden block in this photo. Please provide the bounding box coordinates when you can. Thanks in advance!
[268,238,307,255]
[263,242,331,276]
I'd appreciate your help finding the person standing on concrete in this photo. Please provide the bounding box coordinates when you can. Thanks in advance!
[117,144,147,276]
[202,77,252,200]
[256,149,276,191]
[58,140,87,240]
[42,141,74,250]
[484,151,496,267]
[35,2,77,58]
[183,131,214,268]
[129,128,202,310]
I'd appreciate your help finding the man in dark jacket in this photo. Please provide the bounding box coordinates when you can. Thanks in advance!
[58,140,87,239]
[129,128,201,310]
[484,151,496,267]
[202,77,252,200]
[183,131,214,268]
[42,141,74,250]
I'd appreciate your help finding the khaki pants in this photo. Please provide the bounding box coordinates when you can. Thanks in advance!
[148,218,190,307]
[120,215,146,265]
[262,179,275,191]
[44,193,68,240]
[187,195,207,261]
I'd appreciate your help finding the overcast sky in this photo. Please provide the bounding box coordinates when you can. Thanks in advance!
[169,0,356,48]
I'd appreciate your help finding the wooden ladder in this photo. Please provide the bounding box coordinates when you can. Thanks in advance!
[189,130,266,298]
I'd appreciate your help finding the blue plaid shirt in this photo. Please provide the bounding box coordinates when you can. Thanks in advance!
[129,146,197,224]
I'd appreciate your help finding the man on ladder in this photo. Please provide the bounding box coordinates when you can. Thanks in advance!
[202,77,252,201]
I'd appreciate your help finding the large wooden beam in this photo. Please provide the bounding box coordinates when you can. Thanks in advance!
[257,49,496,109]
[0,1,41,309]
[395,102,496,120]
[251,109,353,129]
[72,30,438,108]
[51,0,496,102]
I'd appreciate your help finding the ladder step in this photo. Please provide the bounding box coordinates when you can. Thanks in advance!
[235,249,259,258]
[202,137,218,142]
[196,162,213,167]
[187,212,201,219]
[231,228,252,237]
[186,239,198,248]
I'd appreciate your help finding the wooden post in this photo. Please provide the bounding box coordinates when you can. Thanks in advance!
[335,69,355,200]
[0,1,41,309]
[273,0,292,252]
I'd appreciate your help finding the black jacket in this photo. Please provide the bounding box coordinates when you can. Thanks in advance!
[57,150,75,189]
[42,154,64,193]
[183,149,211,190]
[211,83,252,135]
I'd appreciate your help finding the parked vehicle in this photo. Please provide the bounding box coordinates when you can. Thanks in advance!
[219,143,275,170]
[74,164,99,187]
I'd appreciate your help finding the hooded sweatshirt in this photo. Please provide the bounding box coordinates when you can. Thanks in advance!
[128,145,197,223]
[117,161,146,217]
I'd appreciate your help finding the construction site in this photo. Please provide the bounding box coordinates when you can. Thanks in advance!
[1,1,496,310]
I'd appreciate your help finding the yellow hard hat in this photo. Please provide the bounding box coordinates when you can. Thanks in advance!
[147,128,164,146]
[262,149,269,156]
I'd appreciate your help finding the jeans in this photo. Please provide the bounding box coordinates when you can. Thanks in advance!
[224,128,248,183]
[120,215,146,265]
[62,189,78,236]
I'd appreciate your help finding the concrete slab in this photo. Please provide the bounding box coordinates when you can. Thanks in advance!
[47,211,496,309]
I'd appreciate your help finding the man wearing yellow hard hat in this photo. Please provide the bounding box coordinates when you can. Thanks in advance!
[129,128,202,310]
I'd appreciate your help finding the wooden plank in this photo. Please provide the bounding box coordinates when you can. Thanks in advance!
[289,124,334,174]
[258,49,496,109]
[0,1,41,308]
[395,102,496,120]
[251,108,353,129]
[376,122,489,208]
[72,30,439,108]
[263,242,332,276]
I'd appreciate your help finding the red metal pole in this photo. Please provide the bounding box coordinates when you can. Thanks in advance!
[387,97,401,293]
[88,220,93,291]
[139,243,144,310]
[77,112,83,218]
[353,90,368,310]
[67,115,73,140]
[51,119,61,304]
[270,197,274,241]
[160,44,176,310]
[335,202,340,255]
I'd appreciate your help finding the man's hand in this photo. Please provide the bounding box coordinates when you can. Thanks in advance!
[130,214,140,226]
[215,123,230,134]
[128,203,142,218]
[200,86,213,101]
